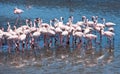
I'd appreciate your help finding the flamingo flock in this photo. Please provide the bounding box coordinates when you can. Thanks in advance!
[0,8,115,54]
[0,16,115,53]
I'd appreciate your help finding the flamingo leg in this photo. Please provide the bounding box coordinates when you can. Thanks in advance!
[15,14,20,26]
[8,40,11,53]
[112,37,115,49]
[22,41,25,53]
[60,34,62,45]
[66,35,70,45]
[0,39,2,52]
[44,34,47,47]
[15,41,20,54]
[90,40,92,49]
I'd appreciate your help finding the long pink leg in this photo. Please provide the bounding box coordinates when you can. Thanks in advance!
[60,34,62,45]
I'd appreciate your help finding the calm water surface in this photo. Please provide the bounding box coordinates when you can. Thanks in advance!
[0,0,120,74]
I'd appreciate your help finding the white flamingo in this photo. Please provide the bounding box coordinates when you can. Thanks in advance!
[105,22,116,27]
[14,7,24,14]
[18,31,26,52]
[32,28,41,44]
[84,33,97,49]
[40,26,49,47]
[14,7,24,25]
[55,26,62,44]
[72,31,83,43]
[61,30,69,44]
[101,30,115,47]
[101,30,115,38]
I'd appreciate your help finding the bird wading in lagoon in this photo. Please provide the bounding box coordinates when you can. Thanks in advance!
[14,7,24,26]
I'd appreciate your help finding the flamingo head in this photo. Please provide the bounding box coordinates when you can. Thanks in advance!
[92,16,95,21]
[82,16,86,21]
[95,16,98,20]
[14,7,18,10]
[35,18,41,22]
[101,18,105,23]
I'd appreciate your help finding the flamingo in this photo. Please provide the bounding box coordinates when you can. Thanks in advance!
[84,33,97,49]
[8,34,19,53]
[101,30,115,38]
[5,23,19,52]
[14,7,24,25]
[101,30,115,48]
[55,26,62,44]
[13,28,27,53]
[4,29,18,53]
[32,28,41,46]
[101,18,116,27]
[19,32,26,53]
[40,26,49,47]
[72,31,83,43]
[14,7,24,14]
[46,26,55,47]
[105,22,116,27]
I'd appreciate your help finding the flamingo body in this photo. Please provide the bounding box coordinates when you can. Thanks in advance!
[14,7,24,14]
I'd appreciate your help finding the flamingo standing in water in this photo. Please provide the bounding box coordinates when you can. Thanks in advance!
[32,28,41,47]
[84,33,97,49]
[72,31,83,43]
[18,29,27,53]
[101,30,115,48]
[101,18,116,27]
[14,7,24,25]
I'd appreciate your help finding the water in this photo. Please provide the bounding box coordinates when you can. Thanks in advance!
[0,0,120,74]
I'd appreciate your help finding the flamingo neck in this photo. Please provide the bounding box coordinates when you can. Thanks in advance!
[101,30,104,35]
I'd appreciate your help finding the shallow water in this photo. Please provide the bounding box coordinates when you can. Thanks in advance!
[0,0,120,74]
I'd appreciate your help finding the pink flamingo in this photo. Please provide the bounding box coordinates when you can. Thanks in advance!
[101,30,115,50]
[84,33,97,49]
[105,22,116,27]
[14,7,24,25]
[55,26,62,44]
[32,28,41,47]
[19,32,26,53]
